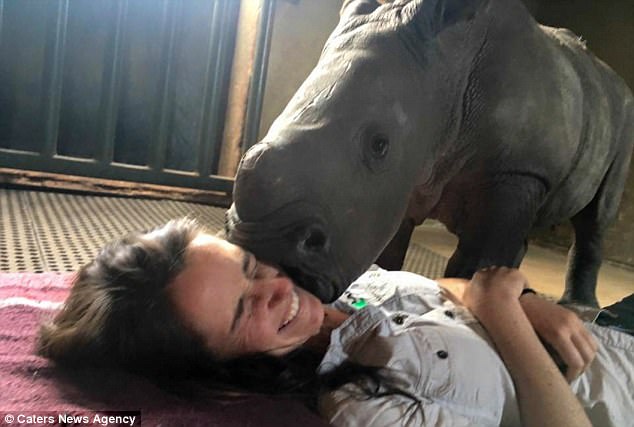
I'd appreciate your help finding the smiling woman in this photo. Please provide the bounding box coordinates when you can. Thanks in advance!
[35,218,328,397]
[167,231,325,358]
[35,219,634,426]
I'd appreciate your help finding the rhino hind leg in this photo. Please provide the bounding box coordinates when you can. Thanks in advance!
[562,210,602,307]
[562,138,634,307]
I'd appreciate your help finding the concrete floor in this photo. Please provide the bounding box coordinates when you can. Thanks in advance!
[412,223,634,307]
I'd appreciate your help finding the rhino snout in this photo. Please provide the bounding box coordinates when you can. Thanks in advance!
[239,142,270,170]
[233,142,300,222]
[225,206,339,302]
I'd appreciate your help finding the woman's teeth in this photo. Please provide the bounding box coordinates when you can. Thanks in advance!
[280,291,299,330]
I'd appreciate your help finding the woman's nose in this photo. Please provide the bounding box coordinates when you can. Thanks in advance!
[251,276,293,310]
[254,261,282,279]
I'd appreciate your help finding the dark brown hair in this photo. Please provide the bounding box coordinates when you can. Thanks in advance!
[36,218,325,399]
[36,218,210,377]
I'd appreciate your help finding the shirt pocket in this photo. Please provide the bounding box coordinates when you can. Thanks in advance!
[400,327,454,398]
[342,317,452,399]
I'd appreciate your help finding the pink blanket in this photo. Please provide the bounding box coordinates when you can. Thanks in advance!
[0,273,327,426]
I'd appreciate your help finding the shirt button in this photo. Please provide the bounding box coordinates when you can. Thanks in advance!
[392,314,407,325]
[444,310,455,319]
[436,350,449,359]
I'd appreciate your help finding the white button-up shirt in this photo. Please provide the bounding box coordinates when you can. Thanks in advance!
[318,267,634,426]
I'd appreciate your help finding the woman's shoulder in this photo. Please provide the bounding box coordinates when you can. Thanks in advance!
[318,303,516,427]
[331,266,443,314]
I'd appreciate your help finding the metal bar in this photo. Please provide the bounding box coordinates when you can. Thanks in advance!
[242,0,276,151]
[195,0,221,178]
[43,0,69,158]
[0,0,4,49]
[100,0,128,164]
[197,0,231,177]
[216,0,267,178]
[0,149,234,193]
[151,0,178,172]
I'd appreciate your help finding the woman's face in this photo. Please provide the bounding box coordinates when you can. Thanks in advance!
[167,232,325,358]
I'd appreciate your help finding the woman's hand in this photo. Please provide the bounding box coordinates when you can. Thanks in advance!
[520,294,598,381]
[437,278,469,305]
[461,267,598,380]
[463,266,527,319]
[461,267,597,380]
[460,266,592,427]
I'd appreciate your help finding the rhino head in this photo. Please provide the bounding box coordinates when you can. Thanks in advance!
[226,0,488,301]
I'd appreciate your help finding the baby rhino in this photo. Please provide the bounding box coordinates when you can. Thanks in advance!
[226,0,634,307]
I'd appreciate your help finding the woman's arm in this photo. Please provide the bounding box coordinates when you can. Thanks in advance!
[519,293,597,380]
[438,277,598,381]
[463,267,591,427]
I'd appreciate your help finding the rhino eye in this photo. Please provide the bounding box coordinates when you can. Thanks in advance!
[361,130,390,172]
[360,126,390,172]
[370,134,389,159]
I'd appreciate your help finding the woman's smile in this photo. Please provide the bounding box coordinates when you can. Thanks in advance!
[167,232,325,358]
[280,290,300,331]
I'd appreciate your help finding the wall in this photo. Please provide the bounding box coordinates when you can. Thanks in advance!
[258,0,341,139]
[258,0,634,268]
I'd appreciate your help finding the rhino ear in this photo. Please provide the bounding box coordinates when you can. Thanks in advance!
[403,0,486,36]
[340,0,382,18]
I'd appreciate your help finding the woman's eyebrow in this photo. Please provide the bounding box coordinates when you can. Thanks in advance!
[230,250,253,332]
[241,250,251,277]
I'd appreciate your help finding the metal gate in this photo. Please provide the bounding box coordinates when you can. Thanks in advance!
[0,0,255,194]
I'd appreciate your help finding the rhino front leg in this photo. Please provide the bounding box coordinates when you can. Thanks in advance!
[445,237,528,278]
[376,217,415,270]
[443,175,547,279]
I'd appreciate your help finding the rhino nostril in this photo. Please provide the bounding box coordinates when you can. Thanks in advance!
[300,227,328,253]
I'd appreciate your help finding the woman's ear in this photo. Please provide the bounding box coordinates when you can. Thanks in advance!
[340,0,383,19]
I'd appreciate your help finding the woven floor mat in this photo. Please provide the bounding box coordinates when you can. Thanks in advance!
[0,189,447,277]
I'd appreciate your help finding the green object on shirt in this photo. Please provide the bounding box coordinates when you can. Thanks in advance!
[352,298,367,309]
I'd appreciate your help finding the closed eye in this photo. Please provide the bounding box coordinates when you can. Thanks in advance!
[231,251,256,332]
[242,251,257,279]
[231,297,244,332]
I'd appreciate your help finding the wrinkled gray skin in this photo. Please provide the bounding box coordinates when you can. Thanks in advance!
[226,0,634,305]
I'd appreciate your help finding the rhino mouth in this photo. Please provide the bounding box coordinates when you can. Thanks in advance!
[225,205,343,302]
[280,264,338,303]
